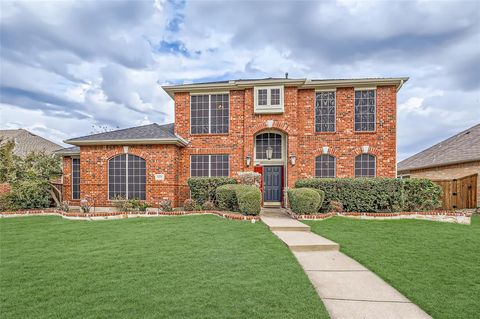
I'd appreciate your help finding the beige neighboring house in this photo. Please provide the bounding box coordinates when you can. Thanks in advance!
[0,129,62,157]
[398,123,479,208]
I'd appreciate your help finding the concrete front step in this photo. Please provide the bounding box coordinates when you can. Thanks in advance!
[261,216,310,232]
[273,231,340,252]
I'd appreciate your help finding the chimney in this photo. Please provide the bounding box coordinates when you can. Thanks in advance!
[285,72,288,79]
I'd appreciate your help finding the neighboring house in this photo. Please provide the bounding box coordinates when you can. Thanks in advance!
[398,123,479,207]
[0,129,62,157]
[56,77,408,207]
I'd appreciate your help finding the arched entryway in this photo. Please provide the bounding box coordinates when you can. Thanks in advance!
[253,131,287,206]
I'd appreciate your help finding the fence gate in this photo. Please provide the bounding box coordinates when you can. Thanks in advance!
[432,174,477,209]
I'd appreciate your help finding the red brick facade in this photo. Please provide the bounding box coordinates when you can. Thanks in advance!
[62,82,398,207]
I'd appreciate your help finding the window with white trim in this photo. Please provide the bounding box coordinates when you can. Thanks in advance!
[354,154,376,178]
[254,86,284,113]
[315,91,336,132]
[191,93,229,134]
[108,154,146,200]
[190,155,229,177]
[315,155,336,178]
[355,90,376,131]
[72,158,80,199]
[255,133,282,160]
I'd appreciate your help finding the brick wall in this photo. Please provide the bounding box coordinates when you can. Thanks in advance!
[174,85,397,204]
[63,145,181,207]
[403,160,480,205]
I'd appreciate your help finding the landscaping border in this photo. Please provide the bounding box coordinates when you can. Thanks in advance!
[0,209,260,222]
[288,210,473,225]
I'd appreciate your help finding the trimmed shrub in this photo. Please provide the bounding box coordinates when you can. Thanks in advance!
[216,184,257,211]
[237,171,261,186]
[183,198,198,211]
[287,188,321,215]
[237,188,262,216]
[202,200,216,210]
[328,200,344,213]
[188,177,237,205]
[403,179,442,211]
[159,199,173,212]
[295,178,405,212]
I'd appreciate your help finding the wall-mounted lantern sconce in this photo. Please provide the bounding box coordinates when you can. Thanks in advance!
[290,153,296,165]
[361,145,369,154]
[322,146,329,154]
[246,155,251,167]
[123,146,129,153]
[266,146,273,160]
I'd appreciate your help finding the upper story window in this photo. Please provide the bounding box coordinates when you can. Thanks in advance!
[108,154,146,200]
[191,93,229,134]
[190,155,229,177]
[72,158,80,199]
[315,91,336,132]
[354,89,376,132]
[315,154,336,178]
[354,154,376,178]
[254,86,284,114]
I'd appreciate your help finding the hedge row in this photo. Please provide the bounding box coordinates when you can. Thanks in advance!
[295,178,441,213]
[188,177,237,205]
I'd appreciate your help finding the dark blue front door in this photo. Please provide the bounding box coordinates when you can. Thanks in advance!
[263,166,282,202]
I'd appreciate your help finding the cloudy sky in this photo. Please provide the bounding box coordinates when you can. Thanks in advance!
[0,0,479,160]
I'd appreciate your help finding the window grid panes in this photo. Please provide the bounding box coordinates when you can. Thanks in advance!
[191,155,229,177]
[72,158,80,199]
[315,155,336,178]
[210,94,229,134]
[191,94,229,134]
[258,89,268,105]
[355,154,376,178]
[270,88,281,105]
[315,91,336,132]
[355,90,376,131]
[255,133,282,159]
[108,154,146,200]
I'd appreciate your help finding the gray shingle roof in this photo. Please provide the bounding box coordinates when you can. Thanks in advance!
[0,129,62,157]
[64,123,187,146]
[398,123,480,172]
[53,146,80,156]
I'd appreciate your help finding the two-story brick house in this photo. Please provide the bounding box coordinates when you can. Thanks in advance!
[56,77,408,208]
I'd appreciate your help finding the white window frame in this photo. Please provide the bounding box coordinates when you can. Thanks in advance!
[254,86,284,114]
[189,154,230,177]
[190,92,229,135]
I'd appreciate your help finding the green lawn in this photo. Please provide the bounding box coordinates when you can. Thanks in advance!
[0,216,328,319]
[306,215,480,319]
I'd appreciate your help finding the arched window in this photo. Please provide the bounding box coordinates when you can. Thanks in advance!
[355,154,376,178]
[108,154,146,200]
[255,133,282,160]
[315,155,336,178]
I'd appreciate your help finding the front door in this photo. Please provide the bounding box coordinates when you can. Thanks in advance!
[263,166,282,203]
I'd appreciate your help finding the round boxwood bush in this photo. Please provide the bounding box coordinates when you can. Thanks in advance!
[237,188,261,216]
[287,188,321,215]
[216,184,239,211]
[183,198,198,211]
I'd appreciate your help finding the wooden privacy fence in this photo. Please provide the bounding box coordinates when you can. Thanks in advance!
[432,174,477,209]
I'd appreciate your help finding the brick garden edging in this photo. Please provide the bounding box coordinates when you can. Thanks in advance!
[0,209,260,222]
[288,210,472,225]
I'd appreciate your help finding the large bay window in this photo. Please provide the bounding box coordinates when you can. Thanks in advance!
[108,154,146,200]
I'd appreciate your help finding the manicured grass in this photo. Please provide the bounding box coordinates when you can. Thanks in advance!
[305,216,480,319]
[0,216,328,319]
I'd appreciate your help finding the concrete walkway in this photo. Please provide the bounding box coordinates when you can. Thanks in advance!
[260,208,431,319]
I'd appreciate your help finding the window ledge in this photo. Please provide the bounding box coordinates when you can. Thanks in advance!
[354,131,377,134]
[254,107,284,114]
